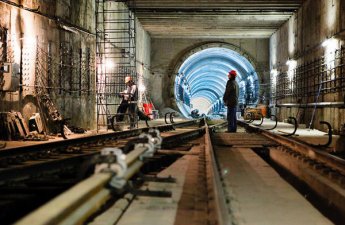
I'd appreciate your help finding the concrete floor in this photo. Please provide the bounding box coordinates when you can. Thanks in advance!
[239,118,339,148]
[90,123,335,225]
[90,144,194,225]
[215,145,332,225]
[2,118,339,224]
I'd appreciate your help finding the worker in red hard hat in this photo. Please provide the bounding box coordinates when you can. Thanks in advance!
[223,70,239,132]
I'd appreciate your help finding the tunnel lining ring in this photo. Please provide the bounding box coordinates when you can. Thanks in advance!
[171,42,261,118]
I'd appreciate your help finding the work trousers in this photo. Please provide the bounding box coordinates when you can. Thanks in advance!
[227,106,237,132]
[117,101,136,121]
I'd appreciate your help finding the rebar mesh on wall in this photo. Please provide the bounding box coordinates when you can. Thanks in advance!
[34,42,95,133]
[96,0,137,130]
[271,46,345,102]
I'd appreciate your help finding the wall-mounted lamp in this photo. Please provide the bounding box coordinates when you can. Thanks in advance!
[270,69,278,86]
[322,37,337,48]
[105,59,115,69]
[19,36,37,45]
[286,59,297,85]
[270,69,278,77]
[322,37,338,74]
[286,59,297,67]
[138,84,146,92]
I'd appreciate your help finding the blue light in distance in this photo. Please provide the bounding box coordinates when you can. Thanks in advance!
[174,47,259,118]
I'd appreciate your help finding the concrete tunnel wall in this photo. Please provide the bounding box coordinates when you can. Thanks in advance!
[0,0,97,130]
[270,0,345,132]
[0,0,151,130]
[149,39,270,116]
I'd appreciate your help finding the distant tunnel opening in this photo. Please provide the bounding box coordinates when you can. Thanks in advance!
[174,47,260,118]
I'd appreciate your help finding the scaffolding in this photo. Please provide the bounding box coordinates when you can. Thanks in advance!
[95,0,137,131]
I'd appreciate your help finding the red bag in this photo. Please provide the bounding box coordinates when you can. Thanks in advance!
[143,103,153,116]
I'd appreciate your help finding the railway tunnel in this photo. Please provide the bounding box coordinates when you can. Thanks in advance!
[174,46,259,117]
[0,0,345,224]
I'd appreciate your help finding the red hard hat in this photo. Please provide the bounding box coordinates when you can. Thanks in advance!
[229,70,237,77]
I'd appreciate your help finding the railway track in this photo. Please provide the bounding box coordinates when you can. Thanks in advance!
[0,120,200,184]
[238,119,345,223]
[14,122,221,225]
[2,119,345,224]
[0,120,203,224]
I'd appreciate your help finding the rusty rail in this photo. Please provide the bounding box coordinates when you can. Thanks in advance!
[238,120,345,175]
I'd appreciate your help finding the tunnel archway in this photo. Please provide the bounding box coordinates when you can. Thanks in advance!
[173,44,260,118]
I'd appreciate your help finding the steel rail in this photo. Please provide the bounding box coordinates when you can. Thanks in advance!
[14,122,211,225]
[15,137,158,225]
[205,126,231,225]
[0,152,95,185]
[0,120,199,157]
[238,120,345,175]
[0,124,203,185]
[209,121,228,132]
[162,127,205,148]
[13,120,228,225]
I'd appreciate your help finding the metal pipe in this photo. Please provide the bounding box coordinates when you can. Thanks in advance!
[309,121,333,148]
[238,120,345,173]
[164,113,171,124]
[123,160,144,180]
[16,133,155,224]
[276,102,345,108]
[59,189,111,225]
[265,115,278,130]
[253,113,264,126]
[15,173,112,225]
[170,112,175,123]
[281,117,298,137]
[125,146,147,166]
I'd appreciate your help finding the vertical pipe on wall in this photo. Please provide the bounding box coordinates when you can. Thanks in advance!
[79,48,82,96]
[86,47,90,96]
[69,46,73,95]
[47,42,52,94]
[59,43,63,95]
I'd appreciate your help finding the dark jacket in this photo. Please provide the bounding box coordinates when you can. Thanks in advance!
[223,78,238,107]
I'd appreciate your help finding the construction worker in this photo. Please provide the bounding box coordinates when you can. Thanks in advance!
[223,70,239,132]
[117,76,137,121]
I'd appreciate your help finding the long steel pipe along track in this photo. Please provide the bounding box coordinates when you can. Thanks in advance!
[14,122,231,225]
[15,129,163,225]
[0,120,200,184]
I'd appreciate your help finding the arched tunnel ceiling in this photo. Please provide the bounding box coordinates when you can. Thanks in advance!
[175,47,259,117]
[127,0,305,38]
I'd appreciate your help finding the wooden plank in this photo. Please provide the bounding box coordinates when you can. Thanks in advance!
[16,112,30,136]
[6,113,16,140]
[10,112,25,138]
